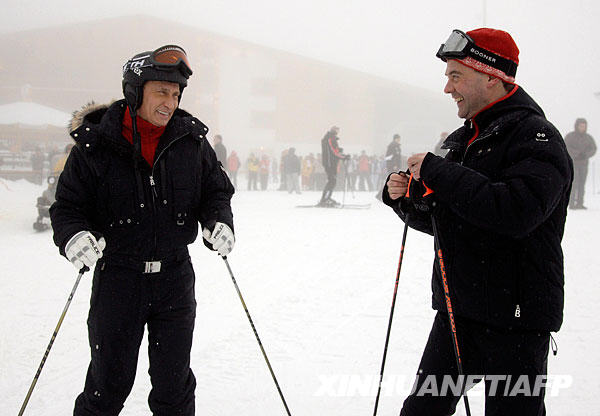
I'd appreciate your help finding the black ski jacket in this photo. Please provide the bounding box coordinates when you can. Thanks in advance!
[564,127,596,166]
[321,131,346,172]
[383,86,573,332]
[50,100,234,262]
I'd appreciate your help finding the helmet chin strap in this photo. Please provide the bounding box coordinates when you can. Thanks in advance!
[128,104,142,168]
[127,104,147,212]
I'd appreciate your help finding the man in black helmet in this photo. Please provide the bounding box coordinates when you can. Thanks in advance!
[50,45,234,415]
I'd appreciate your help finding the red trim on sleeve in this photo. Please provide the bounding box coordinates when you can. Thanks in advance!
[329,136,343,158]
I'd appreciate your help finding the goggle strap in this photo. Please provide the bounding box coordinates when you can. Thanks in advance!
[467,44,517,77]
[437,37,517,78]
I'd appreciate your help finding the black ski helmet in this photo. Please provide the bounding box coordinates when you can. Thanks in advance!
[122,45,193,112]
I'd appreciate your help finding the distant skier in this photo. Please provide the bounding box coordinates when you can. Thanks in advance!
[565,118,596,209]
[385,133,402,173]
[318,126,348,206]
[212,134,227,167]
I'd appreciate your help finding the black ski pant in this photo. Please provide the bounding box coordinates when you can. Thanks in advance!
[74,257,197,416]
[320,167,337,202]
[400,311,549,416]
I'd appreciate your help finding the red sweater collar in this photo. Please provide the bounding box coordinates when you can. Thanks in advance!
[121,107,166,166]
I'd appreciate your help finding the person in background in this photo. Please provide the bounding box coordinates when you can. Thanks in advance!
[247,153,259,190]
[31,147,45,185]
[565,118,596,209]
[259,153,270,190]
[314,153,326,191]
[212,134,227,168]
[227,150,240,188]
[284,147,301,194]
[345,154,357,192]
[278,149,288,191]
[271,155,279,188]
[319,126,348,206]
[357,150,372,191]
[385,133,402,173]
[301,153,315,190]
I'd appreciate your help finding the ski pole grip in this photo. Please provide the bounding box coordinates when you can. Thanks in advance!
[404,170,434,199]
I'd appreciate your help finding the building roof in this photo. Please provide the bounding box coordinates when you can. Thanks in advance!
[0,102,71,128]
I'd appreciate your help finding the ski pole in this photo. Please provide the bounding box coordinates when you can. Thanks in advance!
[342,159,348,207]
[348,160,355,199]
[372,214,410,416]
[18,266,89,416]
[221,256,292,416]
[431,217,472,416]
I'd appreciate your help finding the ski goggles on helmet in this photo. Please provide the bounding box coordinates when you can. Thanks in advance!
[123,45,193,78]
[436,29,517,78]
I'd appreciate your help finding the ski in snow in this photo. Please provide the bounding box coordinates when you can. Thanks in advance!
[295,203,371,209]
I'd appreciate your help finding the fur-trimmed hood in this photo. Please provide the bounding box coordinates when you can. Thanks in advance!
[68,101,113,134]
[67,99,209,153]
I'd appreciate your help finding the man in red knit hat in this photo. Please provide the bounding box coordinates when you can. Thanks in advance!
[383,29,573,415]
[50,45,235,415]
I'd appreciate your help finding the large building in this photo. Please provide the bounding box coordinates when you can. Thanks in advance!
[0,14,456,158]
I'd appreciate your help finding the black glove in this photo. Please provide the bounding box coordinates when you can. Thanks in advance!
[405,174,435,213]
[343,154,351,160]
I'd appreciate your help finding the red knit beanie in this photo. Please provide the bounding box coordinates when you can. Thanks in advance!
[458,28,520,83]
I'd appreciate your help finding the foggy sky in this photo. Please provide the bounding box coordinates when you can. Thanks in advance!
[2,0,600,135]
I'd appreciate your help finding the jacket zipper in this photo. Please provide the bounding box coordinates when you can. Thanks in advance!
[148,133,188,260]
[461,130,496,165]
[463,123,520,320]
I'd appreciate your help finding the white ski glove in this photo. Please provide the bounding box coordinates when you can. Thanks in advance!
[202,222,235,256]
[65,231,106,270]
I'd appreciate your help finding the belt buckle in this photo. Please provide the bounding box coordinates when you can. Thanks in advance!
[144,261,161,274]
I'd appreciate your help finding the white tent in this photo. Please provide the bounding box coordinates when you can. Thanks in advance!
[0,102,71,128]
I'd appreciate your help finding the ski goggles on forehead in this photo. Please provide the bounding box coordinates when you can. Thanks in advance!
[124,45,193,77]
[436,30,473,60]
[436,29,518,78]
[151,45,192,74]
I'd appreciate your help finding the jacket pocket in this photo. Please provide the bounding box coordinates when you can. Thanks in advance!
[107,177,140,228]
[169,168,196,226]
[172,188,193,225]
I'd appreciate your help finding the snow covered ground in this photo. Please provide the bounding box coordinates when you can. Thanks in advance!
[1,178,598,415]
